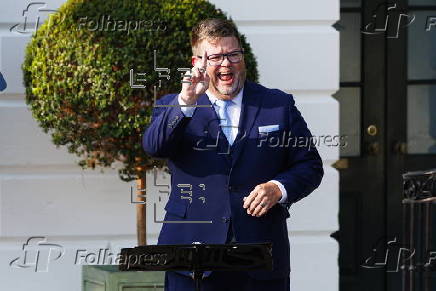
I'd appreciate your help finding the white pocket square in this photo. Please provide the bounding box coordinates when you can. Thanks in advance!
[258,125,280,133]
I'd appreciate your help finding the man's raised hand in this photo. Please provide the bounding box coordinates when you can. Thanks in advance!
[179,50,210,105]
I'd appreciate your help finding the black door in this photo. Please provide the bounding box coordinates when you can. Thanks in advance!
[334,0,436,290]
[334,0,386,290]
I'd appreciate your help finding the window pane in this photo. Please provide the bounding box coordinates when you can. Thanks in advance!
[333,87,361,157]
[408,10,436,80]
[338,12,362,83]
[407,85,436,154]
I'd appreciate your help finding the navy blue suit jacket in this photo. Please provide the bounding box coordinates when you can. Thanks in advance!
[0,72,6,91]
[142,80,323,279]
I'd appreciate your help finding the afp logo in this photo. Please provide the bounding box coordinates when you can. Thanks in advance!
[362,2,415,38]
[9,237,65,272]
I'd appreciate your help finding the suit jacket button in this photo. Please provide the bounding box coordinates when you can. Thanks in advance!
[222,217,229,223]
[228,186,233,191]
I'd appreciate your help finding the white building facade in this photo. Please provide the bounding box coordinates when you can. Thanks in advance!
[0,0,339,290]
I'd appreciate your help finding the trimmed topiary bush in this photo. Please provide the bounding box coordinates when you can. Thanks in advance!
[23,0,258,181]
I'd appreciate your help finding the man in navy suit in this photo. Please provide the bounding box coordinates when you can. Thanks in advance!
[0,72,6,91]
[143,18,323,291]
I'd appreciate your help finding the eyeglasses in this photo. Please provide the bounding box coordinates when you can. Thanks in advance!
[197,50,244,66]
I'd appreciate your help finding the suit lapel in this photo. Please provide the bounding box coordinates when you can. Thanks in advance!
[230,81,262,167]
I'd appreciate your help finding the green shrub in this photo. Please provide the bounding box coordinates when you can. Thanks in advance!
[23,0,258,181]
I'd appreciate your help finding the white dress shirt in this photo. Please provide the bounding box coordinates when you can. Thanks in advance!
[177,89,288,204]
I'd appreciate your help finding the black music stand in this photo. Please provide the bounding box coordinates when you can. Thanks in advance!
[119,243,273,291]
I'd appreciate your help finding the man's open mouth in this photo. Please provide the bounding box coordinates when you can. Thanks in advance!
[217,72,234,82]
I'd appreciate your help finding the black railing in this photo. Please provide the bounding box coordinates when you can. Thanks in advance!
[402,169,436,291]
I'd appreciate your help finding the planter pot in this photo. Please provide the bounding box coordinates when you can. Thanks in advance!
[82,265,165,291]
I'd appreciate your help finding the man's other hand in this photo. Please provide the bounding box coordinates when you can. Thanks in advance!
[243,182,282,217]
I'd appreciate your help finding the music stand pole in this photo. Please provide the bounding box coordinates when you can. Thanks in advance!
[193,270,203,291]
[192,243,203,291]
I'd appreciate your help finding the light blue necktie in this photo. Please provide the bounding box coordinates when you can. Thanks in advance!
[215,99,234,145]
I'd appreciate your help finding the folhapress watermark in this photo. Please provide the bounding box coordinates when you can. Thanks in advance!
[9,237,65,272]
[78,15,167,34]
[9,2,64,36]
[426,16,436,32]
[362,1,436,38]
[9,237,171,272]
[75,248,168,268]
[257,131,348,150]
[361,236,436,273]
[129,167,212,224]
[362,2,415,38]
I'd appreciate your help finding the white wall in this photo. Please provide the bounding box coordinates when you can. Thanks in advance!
[0,0,339,290]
